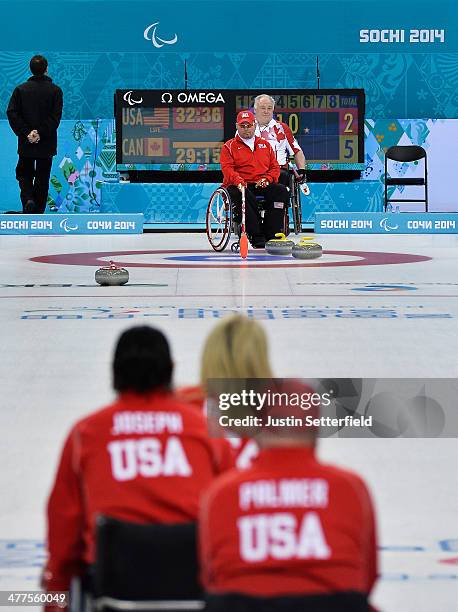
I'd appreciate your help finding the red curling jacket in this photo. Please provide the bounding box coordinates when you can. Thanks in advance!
[199,446,378,602]
[220,134,280,187]
[44,390,234,598]
[177,385,259,470]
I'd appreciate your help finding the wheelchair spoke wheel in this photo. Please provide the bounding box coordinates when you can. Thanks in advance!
[289,176,302,235]
[206,187,232,251]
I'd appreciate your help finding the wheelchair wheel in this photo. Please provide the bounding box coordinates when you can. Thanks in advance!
[289,174,302,235]
[206,187,232,252]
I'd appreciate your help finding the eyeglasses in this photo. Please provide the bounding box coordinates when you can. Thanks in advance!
[239,123,254,128]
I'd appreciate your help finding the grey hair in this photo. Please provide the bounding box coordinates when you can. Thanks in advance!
[254,94,276,109]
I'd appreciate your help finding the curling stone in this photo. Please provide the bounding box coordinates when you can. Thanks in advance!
[265,233,295,255]
[95,261,129,286]
[292,237,323,259]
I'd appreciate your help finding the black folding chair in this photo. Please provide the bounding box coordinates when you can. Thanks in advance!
[92,516,204,611]
[384,145,428,212]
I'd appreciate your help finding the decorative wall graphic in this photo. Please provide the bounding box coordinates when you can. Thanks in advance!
[1,118,456,216]
[1,52,458,121]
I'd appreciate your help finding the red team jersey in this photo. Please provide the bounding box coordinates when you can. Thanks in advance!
[44,390,234,593]
[199,447,378,600]
[220,134,280,187]
[256,120,302,166]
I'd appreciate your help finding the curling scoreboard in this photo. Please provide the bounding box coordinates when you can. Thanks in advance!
[235,91,364,169]
[115,88,365,180]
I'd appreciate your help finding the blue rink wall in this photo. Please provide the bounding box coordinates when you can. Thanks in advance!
[0,0,457,220]
[0,118,454,222]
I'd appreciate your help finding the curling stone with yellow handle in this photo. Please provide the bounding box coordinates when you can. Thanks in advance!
[292,237,323,259]
[265,233,295,255]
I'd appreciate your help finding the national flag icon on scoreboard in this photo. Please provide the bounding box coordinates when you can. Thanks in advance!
[143,108,170,128]
[144,138,170,157]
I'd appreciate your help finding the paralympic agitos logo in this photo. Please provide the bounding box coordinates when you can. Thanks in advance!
[143,21,178,48]
[160,92,226,104]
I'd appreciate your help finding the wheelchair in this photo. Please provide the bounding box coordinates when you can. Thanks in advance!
[287,168,303,235]
[206,171,302,253]
[73,516,204,611]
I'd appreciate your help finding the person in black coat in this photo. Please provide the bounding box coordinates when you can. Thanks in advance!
[6,55,63,214]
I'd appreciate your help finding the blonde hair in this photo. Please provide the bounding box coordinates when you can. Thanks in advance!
[200,315,273,387]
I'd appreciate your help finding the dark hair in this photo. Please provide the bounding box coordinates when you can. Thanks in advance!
[30,55,48,76]
[113,326,173,394]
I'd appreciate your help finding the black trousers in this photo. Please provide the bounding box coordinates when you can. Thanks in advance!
[16,156,53,214]
[279,167,290,187]
[227,183,289,242]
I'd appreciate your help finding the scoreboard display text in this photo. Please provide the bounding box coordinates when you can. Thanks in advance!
[115,89,365,178]
[116,90,227,172]
[235,90,364,168]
